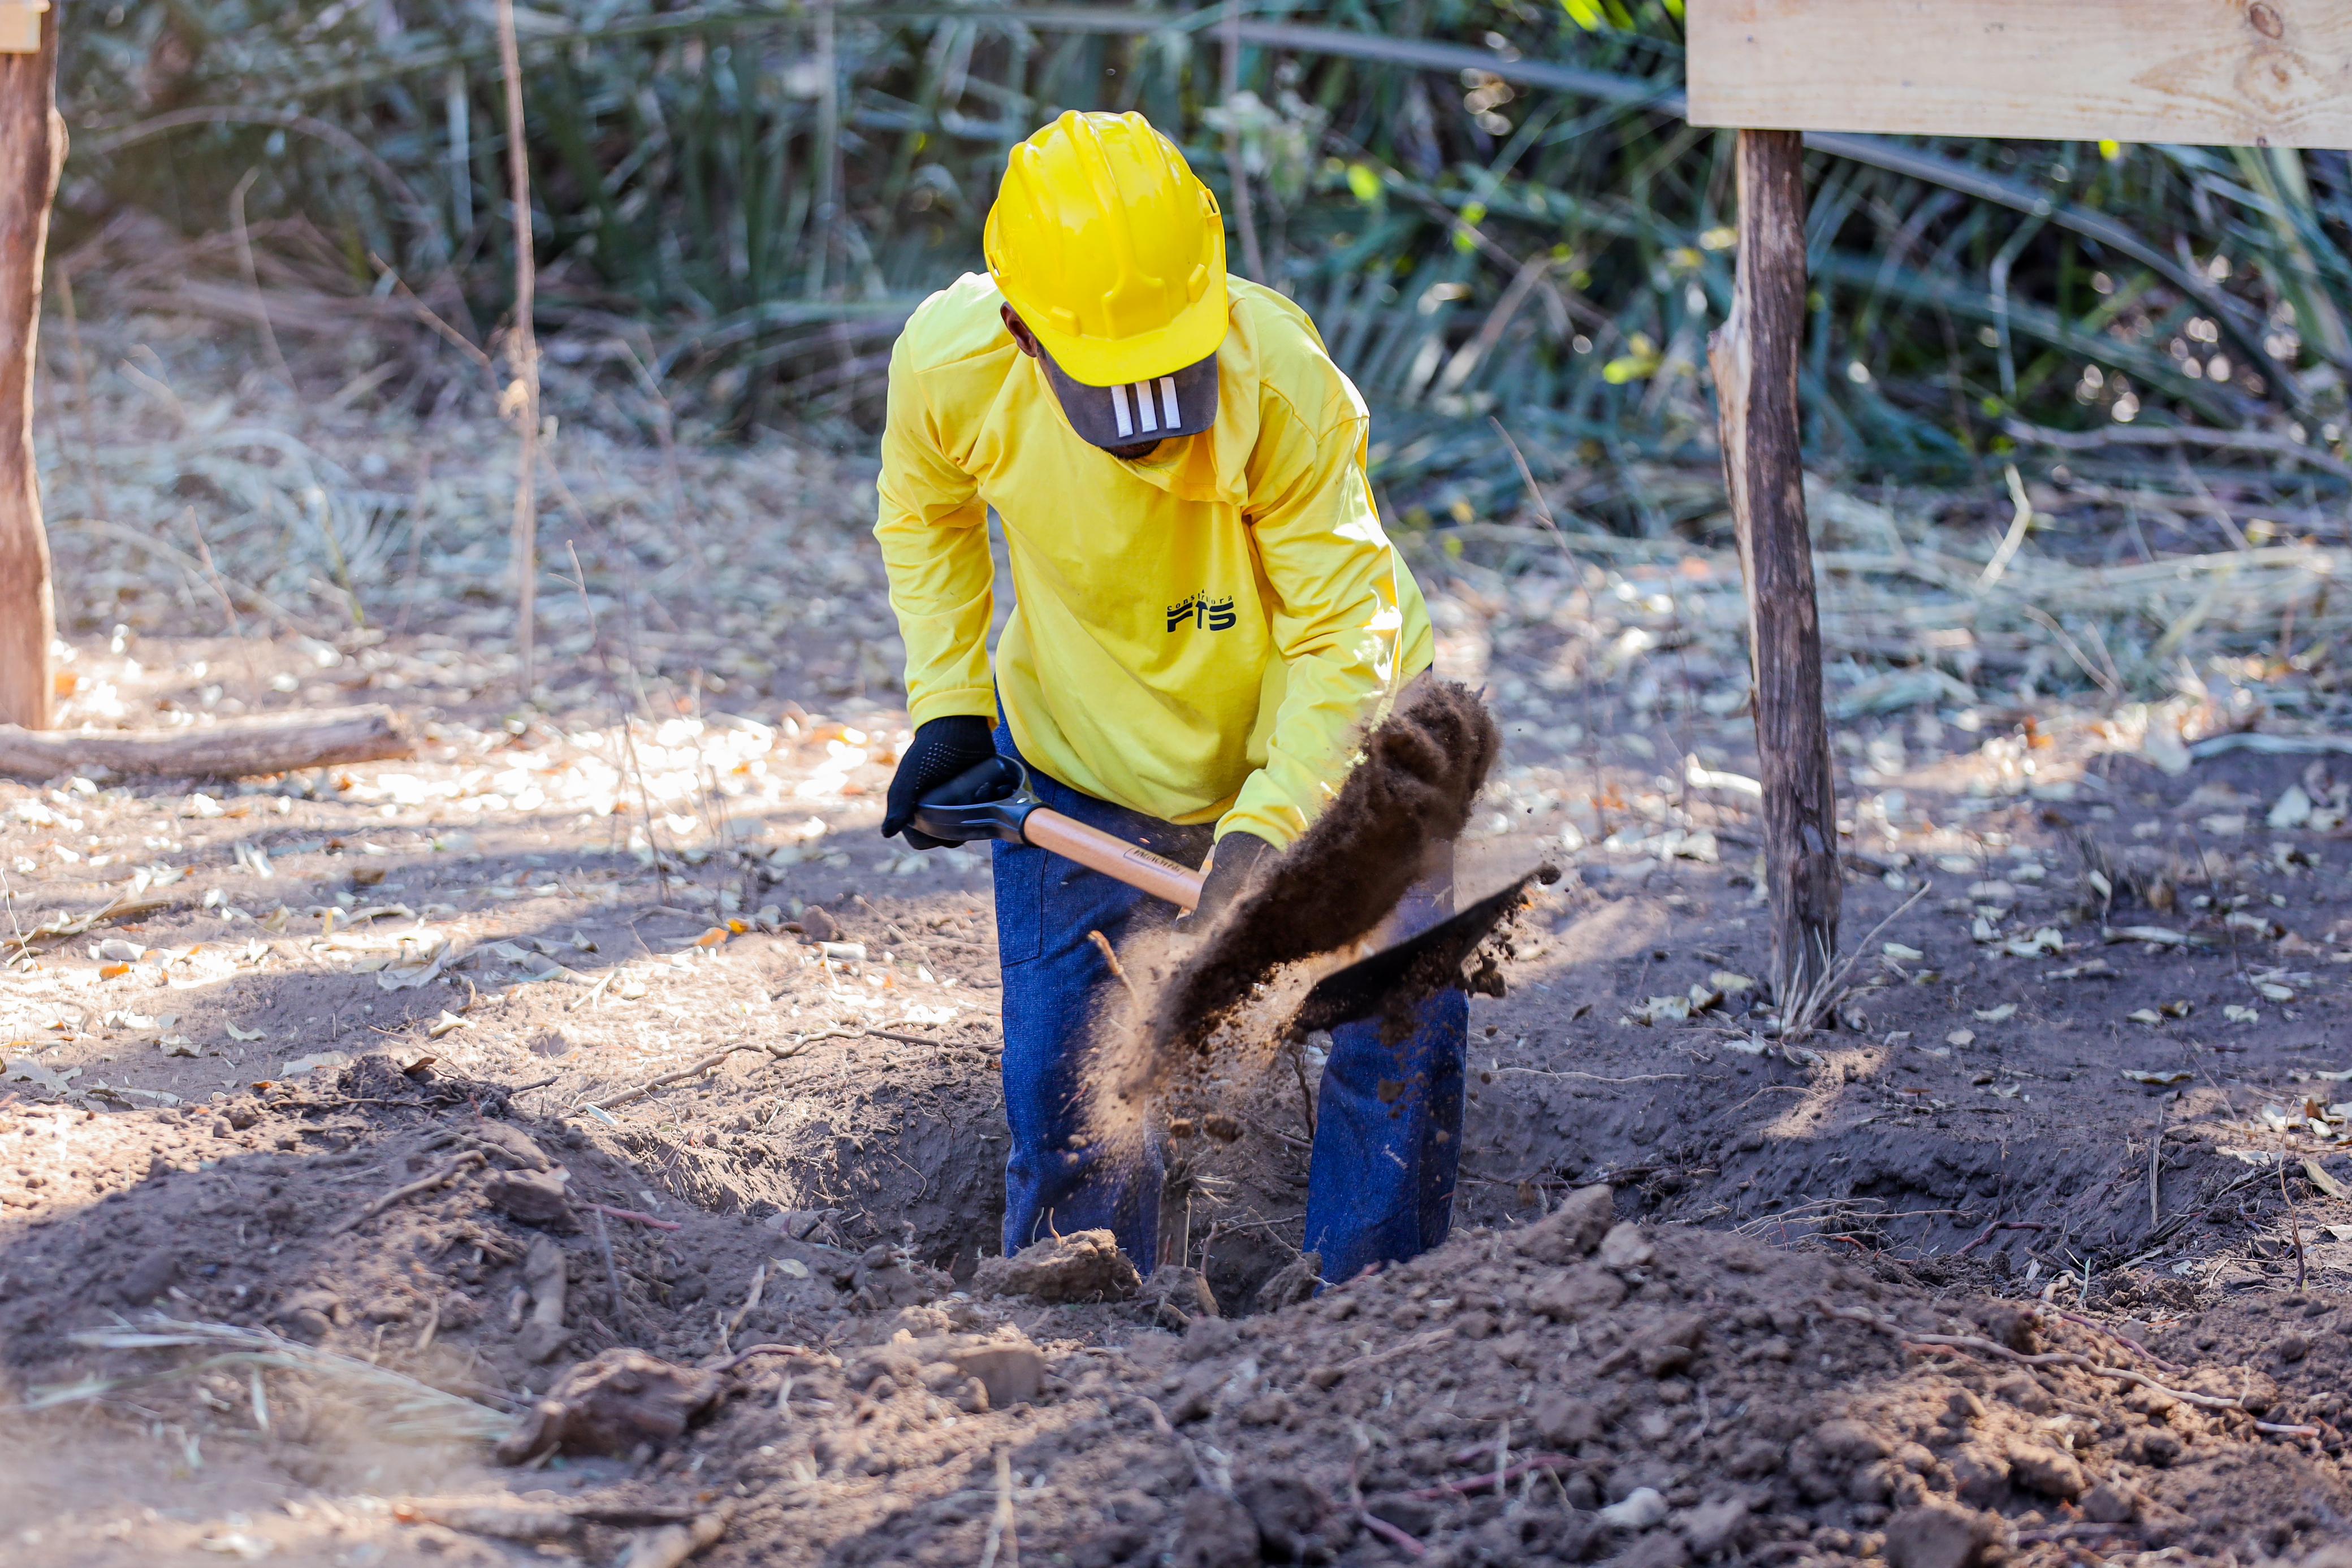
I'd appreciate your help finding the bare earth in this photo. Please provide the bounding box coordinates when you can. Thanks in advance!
[6,318,2352,1565]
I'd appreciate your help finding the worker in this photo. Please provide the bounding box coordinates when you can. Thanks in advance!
[872,109,1461,1289]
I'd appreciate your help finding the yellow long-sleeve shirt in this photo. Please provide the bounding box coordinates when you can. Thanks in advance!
[873,272,1435,850]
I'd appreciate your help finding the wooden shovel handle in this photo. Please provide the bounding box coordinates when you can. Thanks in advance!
[1022,807,1205,911]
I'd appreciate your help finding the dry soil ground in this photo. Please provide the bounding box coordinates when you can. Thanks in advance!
[6,317,2352,1566]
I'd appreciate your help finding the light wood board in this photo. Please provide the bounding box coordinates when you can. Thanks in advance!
[1687,0,2352,146]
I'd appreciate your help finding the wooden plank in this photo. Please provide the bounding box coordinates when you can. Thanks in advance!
[0,5,55,729]
[1688,0,2352,146]
[1709,130,1842,1015]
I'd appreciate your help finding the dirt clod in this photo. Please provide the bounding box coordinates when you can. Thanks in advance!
[942,1341,1045,1409]
[1883,1501,1996,1568]
[2005,1441,2087,1499]
[115,1248,180,1305]
[1517,1182,1616,1263]
[495,1348,721,1463]
[1132,1263,1218,1327]
[2081,1479,2139,1524]
[1250,1251,1321,1311]
[483,1167,575,1228]
[971,1229,1140,1303]
[1174,1491,1260,1568]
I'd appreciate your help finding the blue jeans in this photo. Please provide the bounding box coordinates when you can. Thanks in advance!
[992,726,1468,1285]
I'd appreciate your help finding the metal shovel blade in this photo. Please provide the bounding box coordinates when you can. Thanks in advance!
[1287,869,1547,1035]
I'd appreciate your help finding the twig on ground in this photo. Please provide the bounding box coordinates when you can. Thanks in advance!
[5,889,176,958]
[1357,1512,1428,1558]
[978,1447,1020,1568]
[583,1202,681,1231]
[2281,1152,2308,1290]
[1495,1067,1690,1084]
[333,1149,484,1234]
[723,1263,767,1350]
[864,1028,950,1049]
[580,1035,824,1112]
[2150,1096,2167,1231]
[703,1343,823,1376]
[1400,1453,1574,1501]
[1825,1303,2249,1413]
[1953,1219,2046,1257]
[2043,1307,2186,1375]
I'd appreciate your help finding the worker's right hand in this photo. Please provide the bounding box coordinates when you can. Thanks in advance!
[882,716,999,849]
[1174,830,1276,933]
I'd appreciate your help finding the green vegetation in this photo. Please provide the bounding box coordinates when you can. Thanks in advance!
[58,2,2352,522]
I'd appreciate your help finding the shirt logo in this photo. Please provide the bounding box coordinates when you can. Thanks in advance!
[1166,592,1238,633]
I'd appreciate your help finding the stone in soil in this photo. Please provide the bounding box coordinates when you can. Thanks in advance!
[496,1348,721,1462]
[970,1229,1142,1303]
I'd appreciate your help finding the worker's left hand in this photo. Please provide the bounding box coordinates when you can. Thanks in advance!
[1175,831,1276,933]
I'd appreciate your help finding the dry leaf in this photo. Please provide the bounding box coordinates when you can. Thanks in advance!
[2122,1068,2193,1085]
[1973,1003,2017,1023]
[2160,999,2194,1018]
[5,1057,80,1092]
[2224,1005,2260,1024]
[1882,942,1926,962]
[2108,925,2194,947]
[2127,1009,2164,1025]
[1625,995,1692,1026]
[2270,785,2315,830]
[281,1051,353,1076]
[1709,971,1757,995]
[2305,1160,2351,1201]
[225,1022,265,1041]
[2000,928,2065,958]
[426,1011,469,1039]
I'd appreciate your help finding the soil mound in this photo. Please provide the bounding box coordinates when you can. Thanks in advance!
[669,1186,2351,1566]
[11,1065,2352,1568]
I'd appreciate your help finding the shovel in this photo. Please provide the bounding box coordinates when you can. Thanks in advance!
[907,757,1542,1027]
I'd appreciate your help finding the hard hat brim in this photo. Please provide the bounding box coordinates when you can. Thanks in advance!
[1036,344,1220,449]
[1014,271,1230,389]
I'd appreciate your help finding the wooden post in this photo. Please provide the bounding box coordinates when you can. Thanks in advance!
[495,0,541,696]
[1707,129,1841,1011]
[0,5,59,730]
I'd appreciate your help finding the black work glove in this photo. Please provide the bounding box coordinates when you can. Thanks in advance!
[1174,831,1276,933]
[882,715,998,849]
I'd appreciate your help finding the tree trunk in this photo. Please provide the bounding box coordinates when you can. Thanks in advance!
[0,10,59,730]
[1707,129,1841,1012]
[0,704,410,780]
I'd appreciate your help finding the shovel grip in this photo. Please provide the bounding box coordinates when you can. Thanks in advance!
[1023,808,1205,911]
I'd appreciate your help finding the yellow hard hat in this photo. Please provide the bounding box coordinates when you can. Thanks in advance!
[985,110,1228,388]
